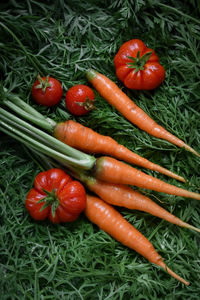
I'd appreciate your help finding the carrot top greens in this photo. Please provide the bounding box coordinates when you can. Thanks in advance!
[0,0,200,299]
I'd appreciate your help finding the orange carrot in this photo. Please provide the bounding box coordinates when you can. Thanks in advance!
[85,195,190,285]
[54,120,185,182]
[83,176,200,232]
[86,69,199,157]
[94,156,200,200]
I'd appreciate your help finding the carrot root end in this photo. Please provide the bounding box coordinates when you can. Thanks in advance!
[158,261,190,286]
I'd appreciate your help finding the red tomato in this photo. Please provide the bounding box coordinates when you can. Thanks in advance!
[32,75,63,107]
[25,168,86,223]
[114,39,165,90]
[65,84,95,116]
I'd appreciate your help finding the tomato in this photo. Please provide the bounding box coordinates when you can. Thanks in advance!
[114,39,165,90]
[65,84,95,116]
[32,75,63,107]
[25,168,86,223]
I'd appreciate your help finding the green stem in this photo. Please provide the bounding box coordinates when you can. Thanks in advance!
[0,108,91,161]
[3,91,57,131]
[127,51,152,72]
[0,120,94,170]
[6,90,47,119]
[0,109,96,170]
[3,100,53,132]
[0,90,97,170]
[24,146,94,189]
[0,112,55,152]
[38,188,59,216]
[35,75,51,93]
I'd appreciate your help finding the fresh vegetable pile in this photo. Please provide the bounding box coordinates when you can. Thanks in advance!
[0,1,200,298]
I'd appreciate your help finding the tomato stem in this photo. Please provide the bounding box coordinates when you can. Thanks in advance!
[35,75,51,93]
[38,188,59,216]
[75,97,95,111]
[127,51,152,72]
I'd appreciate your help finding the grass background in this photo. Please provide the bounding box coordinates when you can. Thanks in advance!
[0,0,200,299]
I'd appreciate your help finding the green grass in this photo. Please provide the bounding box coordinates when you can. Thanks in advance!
[0,0,200,298]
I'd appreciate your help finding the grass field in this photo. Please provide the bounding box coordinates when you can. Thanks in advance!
[0,0,200,299]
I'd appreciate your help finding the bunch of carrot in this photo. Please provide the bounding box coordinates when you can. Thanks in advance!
[1,69,199,285]
[54,120,186,182]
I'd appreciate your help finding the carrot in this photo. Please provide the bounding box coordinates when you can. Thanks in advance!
[83,176,200,233]
[54,120,185,182]
[85,195,190,285]
[94,156,200,200]
[86,69,199,157]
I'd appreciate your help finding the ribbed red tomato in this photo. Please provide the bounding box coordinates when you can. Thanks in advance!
[25,168,86,223]
[114,39,165,90]
[65,84,95,116]
[32,75,63,107]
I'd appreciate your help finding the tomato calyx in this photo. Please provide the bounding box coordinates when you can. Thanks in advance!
[38,188,59,217]
[35,75,51,93]
[75,96,95,111]
[127,51,152,73]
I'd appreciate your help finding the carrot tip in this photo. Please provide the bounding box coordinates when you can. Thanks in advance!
[159,261,190,286]
[183,223,200,233]
[194,150,200,157]
[184,144,200,157]
[177,176,186,183]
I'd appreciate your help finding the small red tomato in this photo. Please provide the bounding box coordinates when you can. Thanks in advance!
[114,39,165,90]
[65,84,95,116]
[32,75,63,107]
[25,168,86,223]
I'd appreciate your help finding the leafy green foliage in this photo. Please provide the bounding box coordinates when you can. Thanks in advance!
[0,0,200,298]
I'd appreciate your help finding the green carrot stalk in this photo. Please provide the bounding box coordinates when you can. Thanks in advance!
[1,92,200,201]
[0,107,95,170]
[2,91,186,183]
